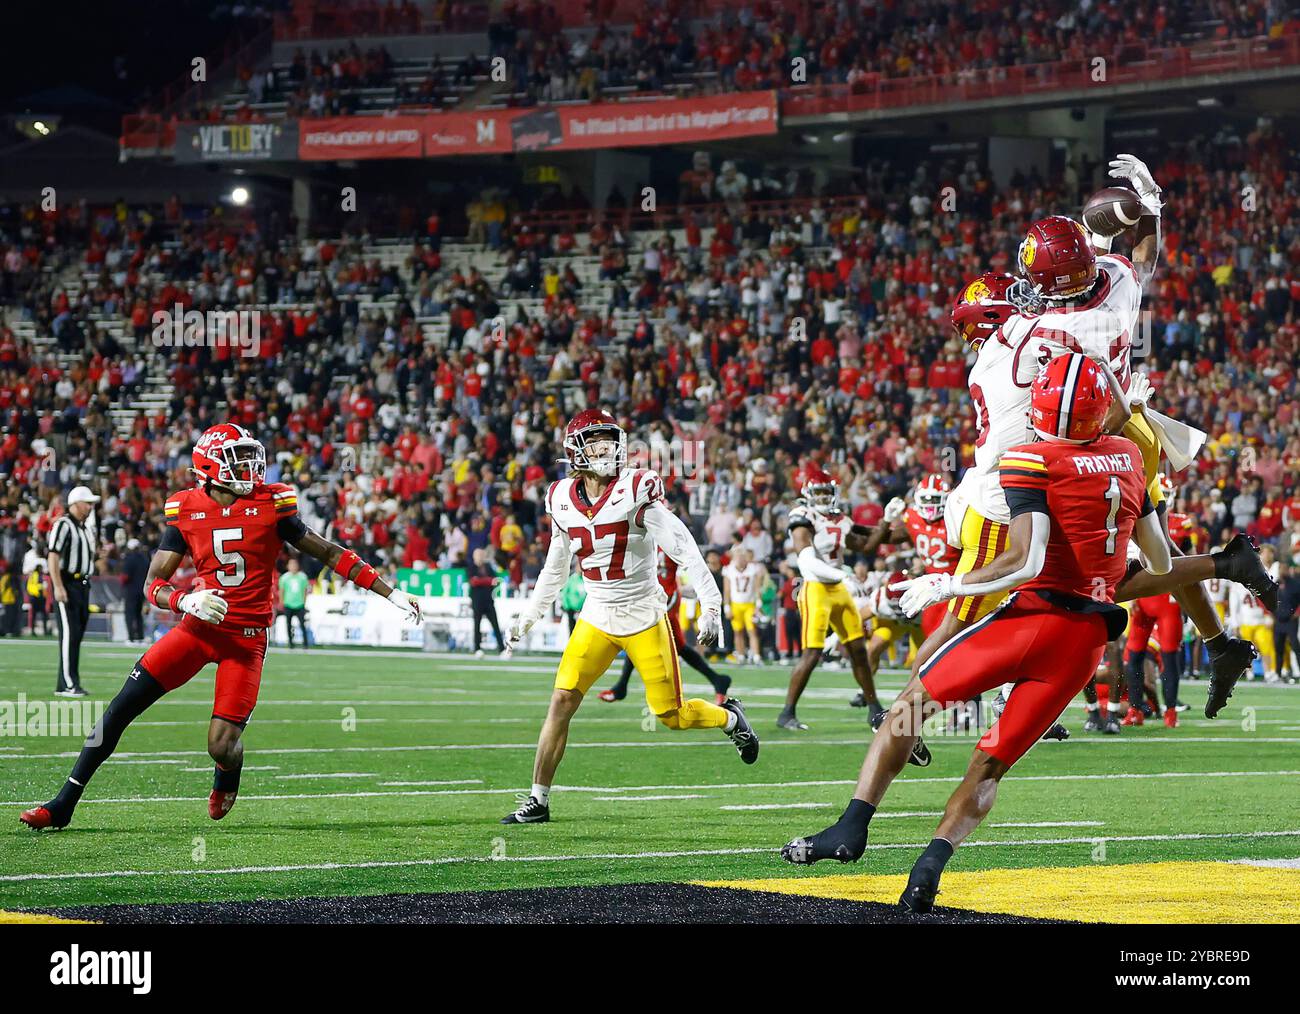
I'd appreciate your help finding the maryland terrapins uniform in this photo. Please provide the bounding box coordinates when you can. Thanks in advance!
[539,468,722,715]
[142,481,300,724]
[787,502,864,651]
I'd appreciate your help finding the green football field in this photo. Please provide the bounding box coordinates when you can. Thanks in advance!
[2,638,1298,922]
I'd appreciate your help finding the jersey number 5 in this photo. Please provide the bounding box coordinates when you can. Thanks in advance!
[212,528,247,587]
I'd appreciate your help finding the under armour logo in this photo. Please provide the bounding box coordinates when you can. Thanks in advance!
[244,507,258,516]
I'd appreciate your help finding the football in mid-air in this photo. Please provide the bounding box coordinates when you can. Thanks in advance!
[1081,186,1144,237]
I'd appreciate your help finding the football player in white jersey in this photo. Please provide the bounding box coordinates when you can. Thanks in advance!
[915,155,1271,719]
[501,409,758,824]
[777,467,931,765]
[723,546,767,664]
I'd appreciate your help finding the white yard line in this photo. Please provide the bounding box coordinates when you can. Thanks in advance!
[591,794,709,802]
[7,769,1298,808]
[5,829,1300,884]
[990,821,1105,828]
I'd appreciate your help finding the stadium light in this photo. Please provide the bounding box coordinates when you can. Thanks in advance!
[230,186,250,206]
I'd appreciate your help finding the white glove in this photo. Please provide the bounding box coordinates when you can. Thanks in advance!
[723,603,732,619]
[507,613,536,649]
[387,588,422,625]
[696,607,722,648]
[1126,371,1153,412]
[178,589,227,625]
[883,497,907,524]
[893,573,955,617]
[1108,154,1162,215]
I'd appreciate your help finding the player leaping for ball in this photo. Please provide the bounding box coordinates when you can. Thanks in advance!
[923,155,1277,720]
[20,424,422,831]
[500,409,757,825]
[780,355,1273,912]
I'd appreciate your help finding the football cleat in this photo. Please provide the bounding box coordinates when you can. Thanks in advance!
[849,692,869,708]
[209,790,238,820]
[1041,722,1070,741]
[19,806,68,831]
[899,864,942,914]
[1216,534,1280,614]
[721,698,759,764]
[781,823,867,866]
[1206,637,1258,718]
[501,795,550,824]
[776,711,809,731]
[1163,707,1178,729]
[1101,715,1123,735]
[597,688,624,703]
[870,707,931,767]
[1121,706,1144,726]
[1082,712,1102,732]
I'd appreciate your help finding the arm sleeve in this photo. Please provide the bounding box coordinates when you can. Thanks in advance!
[797,545,848,583]
[643,501,722,613]
[1132,509,1172,576]
[277,514,309,543]
[519,519,572,624]
[951,512,1049,598]
[159,525,187,554]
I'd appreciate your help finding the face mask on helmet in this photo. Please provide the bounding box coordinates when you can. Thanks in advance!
[803,480,839,512]
[217,440,266,495]
[914,490,946,522]
[567,425,626,478]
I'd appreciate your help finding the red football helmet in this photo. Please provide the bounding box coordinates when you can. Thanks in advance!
[1030,353,1112,444]
[801,465,839,513]
[1017,216,1098,301]
[874,570,909,620]
[563,408,626,477]
[1158,474,1177,503]
[912,474,950,523]
[192,423,265,495]
[950,272,1018,347]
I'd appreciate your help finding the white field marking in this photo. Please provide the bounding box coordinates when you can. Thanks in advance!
[89,759,190,766]
[180,766,280,773]
[273,772,376,780]
[378,779,484,787]
[9,769,1299,809]
[591,794,709,802]
[990,821,1105,828]
[1229,857,1300,868]
[6,830,1300,885]
[719,802,834,811]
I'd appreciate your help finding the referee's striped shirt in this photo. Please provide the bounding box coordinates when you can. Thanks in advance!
[49,514,96,577]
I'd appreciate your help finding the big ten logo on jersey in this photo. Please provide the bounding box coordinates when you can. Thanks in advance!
[627,439,705,488]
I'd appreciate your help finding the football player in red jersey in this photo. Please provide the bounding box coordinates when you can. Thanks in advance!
[780,355,1263,912]
[20,424,422,831]
[879,474,957,639]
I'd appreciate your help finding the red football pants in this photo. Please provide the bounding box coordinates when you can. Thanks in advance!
[919,592,1107,766]
[139,615,269,725]
[1125,594,1182,654]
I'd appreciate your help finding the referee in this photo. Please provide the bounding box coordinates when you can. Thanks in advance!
[48,486,99,697]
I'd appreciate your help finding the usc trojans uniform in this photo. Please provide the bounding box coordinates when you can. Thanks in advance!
[787,501,864,651]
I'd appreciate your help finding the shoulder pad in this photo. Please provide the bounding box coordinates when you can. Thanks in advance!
[630,468,665,506]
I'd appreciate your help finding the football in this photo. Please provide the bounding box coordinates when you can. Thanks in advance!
[1081,185,1144,237]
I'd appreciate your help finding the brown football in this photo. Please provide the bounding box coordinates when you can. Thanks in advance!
[1081,186,1144,237]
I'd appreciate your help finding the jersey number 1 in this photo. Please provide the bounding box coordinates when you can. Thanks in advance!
[1102,477,1121,556]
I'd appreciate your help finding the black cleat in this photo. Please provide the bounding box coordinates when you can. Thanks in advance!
[776,711,809,731]
[721,698,759,764]
[871,707,931,767]
[1083,713,1101,732]
[1041,722,1070,741]
[1101,715,1122,735]
[899,863,942,914]
[849,692,874,709]
[1205,637,1258,719]
[501,795,550,824]
[781,822,867,865]
[1217,534,1280,614]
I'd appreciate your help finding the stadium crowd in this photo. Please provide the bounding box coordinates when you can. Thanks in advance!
[1,119,1299,670]
[180,0,1298,120]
